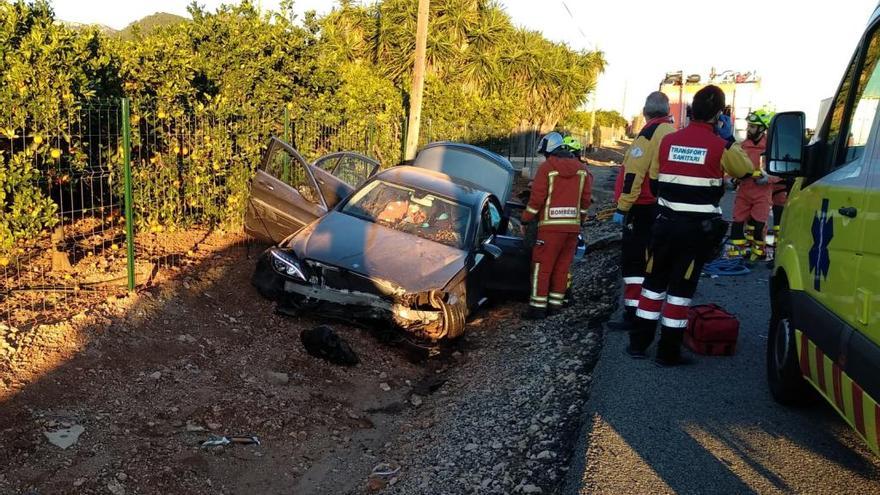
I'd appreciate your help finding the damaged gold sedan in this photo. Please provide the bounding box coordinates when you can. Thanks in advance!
[247,139,532,340]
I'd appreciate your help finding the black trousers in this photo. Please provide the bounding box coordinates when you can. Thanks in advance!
[621,204,656,311]
[631,214,725,357]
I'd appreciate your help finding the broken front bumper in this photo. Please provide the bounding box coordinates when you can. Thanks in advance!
[254,248,462,339]
[282,279,442,327]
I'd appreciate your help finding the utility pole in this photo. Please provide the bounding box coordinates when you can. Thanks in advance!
[404,0,430,160]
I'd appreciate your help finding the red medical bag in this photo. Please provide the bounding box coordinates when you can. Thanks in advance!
[684,304,739,356]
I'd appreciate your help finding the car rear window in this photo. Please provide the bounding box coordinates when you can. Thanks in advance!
[342,180,472,249]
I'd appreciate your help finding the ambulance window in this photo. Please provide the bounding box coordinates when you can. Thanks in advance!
[825,58,857,156]
[842,29,880,163]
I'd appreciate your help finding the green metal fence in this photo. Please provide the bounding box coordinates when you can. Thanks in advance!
[0,99,393,330]
[1,98,558,330]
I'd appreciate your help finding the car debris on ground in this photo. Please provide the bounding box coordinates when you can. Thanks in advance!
[200,435,261,448]
[300,325,360,366]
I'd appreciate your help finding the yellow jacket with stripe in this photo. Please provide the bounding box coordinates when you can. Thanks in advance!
[614,118,676,213]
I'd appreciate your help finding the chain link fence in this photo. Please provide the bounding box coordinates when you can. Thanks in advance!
[1,98,560,329]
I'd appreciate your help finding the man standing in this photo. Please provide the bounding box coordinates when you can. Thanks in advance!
[629,85,753,365]
[727,109,774,261]
[608,92,676,330]
[522,132,593,319]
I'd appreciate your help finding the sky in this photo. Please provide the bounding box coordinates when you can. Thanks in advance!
[52,0,878,125]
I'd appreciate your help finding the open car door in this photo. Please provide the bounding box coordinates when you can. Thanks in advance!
[245,138,349,243]
[313,151,380,189]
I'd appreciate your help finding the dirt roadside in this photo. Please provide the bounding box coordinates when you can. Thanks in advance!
[0,164,623,495]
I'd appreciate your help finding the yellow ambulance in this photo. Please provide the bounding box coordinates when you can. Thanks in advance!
[766,4,880,455]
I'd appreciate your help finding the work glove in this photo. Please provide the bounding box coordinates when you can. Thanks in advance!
[611,211,626,225]
[717,114,734,141]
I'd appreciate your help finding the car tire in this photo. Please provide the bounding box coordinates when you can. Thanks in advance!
[767,284,817,406]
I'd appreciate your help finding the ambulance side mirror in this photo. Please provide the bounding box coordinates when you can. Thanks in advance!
[766,111,806,177]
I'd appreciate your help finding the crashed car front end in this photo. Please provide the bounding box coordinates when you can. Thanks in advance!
[254,247,467,340]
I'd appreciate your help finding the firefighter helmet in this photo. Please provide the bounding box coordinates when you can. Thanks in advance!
[747,109,774,130]
[537,132,565,154]
[562,135,583,152]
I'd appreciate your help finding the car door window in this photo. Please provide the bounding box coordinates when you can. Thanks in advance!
[477,201,501,246]
[314,155,340,174]
[335,155,378,188]
[264,145,321,206]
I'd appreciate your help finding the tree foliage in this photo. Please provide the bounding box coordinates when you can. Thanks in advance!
[0,0,605,253]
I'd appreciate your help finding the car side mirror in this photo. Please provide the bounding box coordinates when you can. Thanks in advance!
[766,111,806,177]
[481,238,503,259]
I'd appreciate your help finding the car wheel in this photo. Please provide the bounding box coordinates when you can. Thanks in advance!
[767,284,816,406]
[436,284,467,340]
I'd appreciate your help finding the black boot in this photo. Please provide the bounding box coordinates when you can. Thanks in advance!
[562,288,575,308]
[606,307,636,332]
[626,320,656,359]
[654,330,695,367]
[522,305,547,320]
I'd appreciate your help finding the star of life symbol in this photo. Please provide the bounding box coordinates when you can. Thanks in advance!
[629,146,644,159]
[808,198,833,292]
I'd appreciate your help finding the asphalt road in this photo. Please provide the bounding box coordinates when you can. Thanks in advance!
[565,191,880,494]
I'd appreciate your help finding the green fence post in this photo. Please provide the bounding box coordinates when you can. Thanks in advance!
[121,98,136,291]
[283,105,291,144]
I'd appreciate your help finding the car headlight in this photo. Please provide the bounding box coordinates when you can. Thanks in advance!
[268,248,307,282]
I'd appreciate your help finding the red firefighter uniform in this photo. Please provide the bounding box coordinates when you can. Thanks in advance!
[729,135,772,258]
[614,116,675,312]
[523,156,593,311]
[631,121,752,362]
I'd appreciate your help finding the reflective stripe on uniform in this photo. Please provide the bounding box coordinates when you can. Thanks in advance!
[526,206,539,214]
[658,173,723,187]
[641,288,667,301]
[661,316,688,328]
[531,263,540,299]
[549,292,565,300]
[624,276,645,284]
[658,198,722,214]
[624,299,639,307]
[636,309,661,320]
[666,295,691,306]
[543,172,558,222]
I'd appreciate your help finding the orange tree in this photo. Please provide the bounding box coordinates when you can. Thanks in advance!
[0,0,121,257]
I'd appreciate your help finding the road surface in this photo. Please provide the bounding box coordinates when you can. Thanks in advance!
[566,191,880,494]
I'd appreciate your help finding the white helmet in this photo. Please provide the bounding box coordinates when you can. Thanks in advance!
[536,132,565,155]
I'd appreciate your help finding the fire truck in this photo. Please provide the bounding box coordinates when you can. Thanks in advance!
[659,69,763,139]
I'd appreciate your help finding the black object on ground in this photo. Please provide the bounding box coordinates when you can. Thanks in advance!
[300,325,360,366]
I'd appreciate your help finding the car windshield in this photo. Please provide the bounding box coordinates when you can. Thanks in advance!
[342,180,472,249]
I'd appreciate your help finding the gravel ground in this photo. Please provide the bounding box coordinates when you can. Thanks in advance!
[565,192,880,495]
[372,221,621,495]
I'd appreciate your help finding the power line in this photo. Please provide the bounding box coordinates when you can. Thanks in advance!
[560,1,588,42]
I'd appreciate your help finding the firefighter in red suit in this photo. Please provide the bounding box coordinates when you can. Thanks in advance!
[522,132,593,319]
[728,109,775,261]
[630,85,753,365]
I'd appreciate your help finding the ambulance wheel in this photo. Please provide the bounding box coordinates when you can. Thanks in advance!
[767,285,817,406]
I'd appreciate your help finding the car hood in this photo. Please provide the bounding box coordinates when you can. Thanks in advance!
[282,211,467,294]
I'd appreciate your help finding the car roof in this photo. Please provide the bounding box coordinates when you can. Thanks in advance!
[373,166,489,207]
